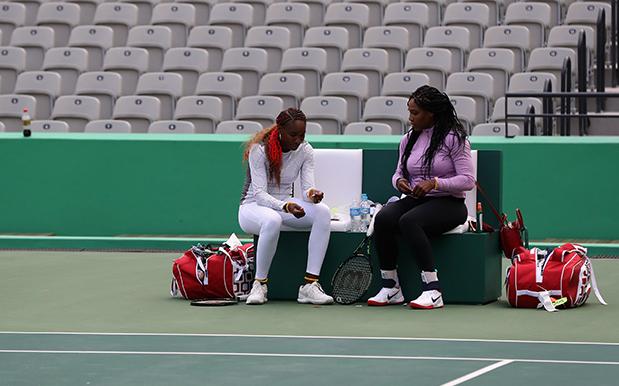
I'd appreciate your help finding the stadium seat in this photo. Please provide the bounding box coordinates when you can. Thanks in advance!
[102,47,149,95]
[300,96,348,134]
[93,3,139,46]
[112,95,161,132]
[483,26,534,70]
[383,3,432,48]
[10,26,55,71]
[280,47,328,96]
[230,0,274,25]
[42,47,89,94]
[84,119,132,132]
[504,2,553,48]
[404,47,457,91]
[449,95,480,132]
[221,47,268,95]
[302,26,348,72]
[424,26,473,71]
[245,26,292,72]
[135,72,184,120]
[10,0,41,25]
[14,71,61,119]
[508,72,558,92]
[446,72,500,123]
[321,72,370,123]
[472,122,520,136]
[162,48,209,96]
[443,3,492,48]
[176,0,217,25]
[381,72,431,97]
[346,0,389,26]
[187,26,234,70]
[209,3,254,47]
[491,96,543,133]
[215,119,263,134]
[362,26,409,72]
[467,48,518,95]
[195,72,244,120]
[294,0,330,27]
[36,2,80,46]
[66,0,104,24]
[265,2,310,47]
[0,2,26,45]
[305,120,323,134]
[68,25,114,71]
[0,47,26,94]
[527,47,577,87]
[341,48,389,96]
[565,2,612,30]
[29,119,70,132]
[75,71,122,118]
[118,0,158,24]
[324,3,369,48]
[151,3,196,47]
[50,95,101,131]
[174,95,223,133]
[361,96,408,134]
[258,72,307,108]
[0,94,37,131]
[460,0,503,25]
[148,120,196,134]
[127,26,173,71]
[547,25,595,52]
[235,95,284,127]
[343,121,393,135]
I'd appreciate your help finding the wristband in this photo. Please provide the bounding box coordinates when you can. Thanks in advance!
[433,177,439,190]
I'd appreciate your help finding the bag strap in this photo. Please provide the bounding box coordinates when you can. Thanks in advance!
[589,260,608,305]
[475,181,505,225]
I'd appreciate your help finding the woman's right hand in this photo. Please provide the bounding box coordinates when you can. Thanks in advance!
[396,178,414,196]
[286,202,306,218]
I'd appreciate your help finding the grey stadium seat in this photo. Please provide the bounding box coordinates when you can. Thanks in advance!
[66,0,105,25]
[75,71,122,119]
[85,119,132,133]
[29,119,70,132]
[135,72,184,120]
[148,120,196,134]
[361,96,409,134]
[9,0,41,25]
[68,25,114,71]
[321,72,370,123]
[466,48,518,95]
[504,2,553,48]
[383,3,433,48]
[323,3,369,48]
[344,121,393,135]
[10,26,55,71]
[303,27,349,72]
[300,96,348,134]
[118,0,158,25]
[527,47,577,86]
[508,72,558,93]
[215,120,263,134]
[151,3,196,47]
[363,26,410,73]
[305,121,323,134]
[176,0,217,25]
[258,72,307,108]
[472,122,521,137]
[404,47,457,91]
[424,26,473,71]
[42,47,89,94]
[245,26,292,72]
[449,95,480,132]
[163,47,210,95]
[229,0,273,25]
[221,47,269,95]
[174,95,224,133]
[442,3,492,48]
[127,26,173,71]
[14,71,61,119]
[93,3,139,46]
[491,96,543,134]
[0,47,26,94]
[446,72,500,123]
[341,48,389,97]
[483,26,534,71]
[103,47,149,95]
[235,95,284,128]
[187,26,234,70]
[0,2,27,46]
[36,2,80,46]
[265,2,310,47]
[112,95,161,133]
[293,0,330,27]
[280,47,328,96]
[0,95,37,131]
[565,2,611,30]
[381,72,431,97]
[50,95,101,131]
[195,72,244,120]
[209,3,254,47]
[346,0,389,26]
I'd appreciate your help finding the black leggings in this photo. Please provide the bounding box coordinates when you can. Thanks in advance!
[373,196,468,272]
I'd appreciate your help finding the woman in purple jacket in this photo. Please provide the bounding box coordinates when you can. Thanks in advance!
[368,85,475,309]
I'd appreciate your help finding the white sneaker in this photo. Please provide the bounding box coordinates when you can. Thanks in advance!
[409,290,444,309]
[246,280,268,305]
[367,287,405,306]
[297,282,334,305]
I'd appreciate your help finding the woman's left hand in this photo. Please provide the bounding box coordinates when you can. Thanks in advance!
[411,180,436,198]
[308,189,324,203]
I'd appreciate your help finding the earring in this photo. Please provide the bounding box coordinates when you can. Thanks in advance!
[278,132,282,140]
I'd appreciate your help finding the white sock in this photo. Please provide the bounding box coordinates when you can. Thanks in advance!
[381,269,400,288]
[420,270,439,284]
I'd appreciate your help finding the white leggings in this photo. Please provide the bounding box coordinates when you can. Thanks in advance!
[238,198,331,280]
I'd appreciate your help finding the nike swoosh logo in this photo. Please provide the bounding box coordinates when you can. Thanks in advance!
[431,295,442,303]
[387,292,399,300]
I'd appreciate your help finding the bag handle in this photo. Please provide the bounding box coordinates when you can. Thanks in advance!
[475,181,505,225]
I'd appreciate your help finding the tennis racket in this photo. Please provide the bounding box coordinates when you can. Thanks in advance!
[190,298,238,307]
[331,204,382,305]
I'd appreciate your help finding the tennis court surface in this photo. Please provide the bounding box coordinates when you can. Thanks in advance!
[1,250,618,386]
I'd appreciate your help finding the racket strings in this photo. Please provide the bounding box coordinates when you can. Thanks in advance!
[332,256,372,304]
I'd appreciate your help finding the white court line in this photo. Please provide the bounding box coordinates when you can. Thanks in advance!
[0,350,619,366]
[441,360,514,386]
[1,331,618,346]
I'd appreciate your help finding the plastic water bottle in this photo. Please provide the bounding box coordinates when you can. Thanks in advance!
[21,107,31,137]
[349,198,361,232]
[360,193,371,232]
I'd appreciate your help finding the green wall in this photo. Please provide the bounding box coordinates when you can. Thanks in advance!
[0,133,617,240]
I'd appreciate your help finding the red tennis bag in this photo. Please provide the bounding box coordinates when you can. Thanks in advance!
[170,242,254,300]
[506,243,606,311]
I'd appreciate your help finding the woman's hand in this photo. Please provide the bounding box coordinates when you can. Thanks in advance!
[308,188,324,203]
[396,178,414,195]
[286,202,306,218]
[411,179,436,198]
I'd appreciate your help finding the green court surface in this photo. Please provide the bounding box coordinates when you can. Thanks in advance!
[1,250,618,386]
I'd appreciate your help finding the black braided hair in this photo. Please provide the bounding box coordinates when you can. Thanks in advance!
[400,85,467,180]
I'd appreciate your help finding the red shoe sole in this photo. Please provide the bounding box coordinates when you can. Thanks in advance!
[367,300,405,306]
[408,302,443,310]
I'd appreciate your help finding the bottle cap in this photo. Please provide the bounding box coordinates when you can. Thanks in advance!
[23,107,29,112]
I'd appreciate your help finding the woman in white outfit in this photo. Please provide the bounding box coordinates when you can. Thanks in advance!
[238,108,334,305]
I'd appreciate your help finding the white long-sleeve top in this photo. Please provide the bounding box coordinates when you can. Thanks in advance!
[240,142,315,211]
